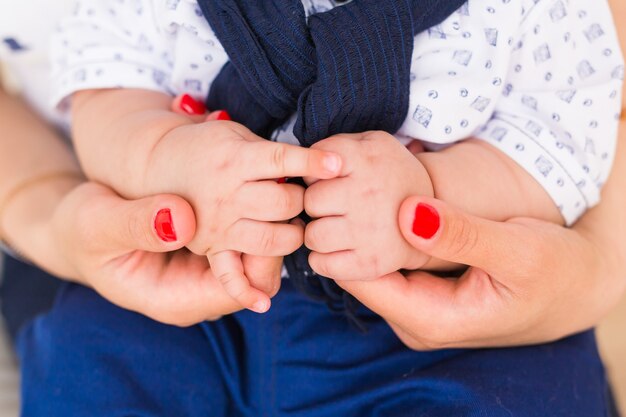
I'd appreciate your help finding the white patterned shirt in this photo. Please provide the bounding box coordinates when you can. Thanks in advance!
[51,0,624,224]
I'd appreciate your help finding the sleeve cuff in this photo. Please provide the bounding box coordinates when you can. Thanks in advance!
[51,60,173,110]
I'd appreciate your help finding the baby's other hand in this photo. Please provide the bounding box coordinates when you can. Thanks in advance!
[304,132,434,281]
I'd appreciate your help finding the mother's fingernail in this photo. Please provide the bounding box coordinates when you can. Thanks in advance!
[323,154,341,173]
[412,203,440,239]
[179,94,206,115]
[216,110,231,121]
[155,208,177,242]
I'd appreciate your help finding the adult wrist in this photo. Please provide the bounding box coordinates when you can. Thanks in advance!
[0,172,83,271]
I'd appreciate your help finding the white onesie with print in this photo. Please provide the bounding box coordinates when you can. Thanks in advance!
[51,0,624,224]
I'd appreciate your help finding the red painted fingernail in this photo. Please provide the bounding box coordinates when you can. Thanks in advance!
[155,209,177,242]
[179,94,206,115]
[276,177,287,184]
[216,110,231,121]
[412,203,440,239]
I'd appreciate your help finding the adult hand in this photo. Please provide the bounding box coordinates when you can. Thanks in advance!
[339,197,621,348]
[338,121,626,350]
[49,182,282,326]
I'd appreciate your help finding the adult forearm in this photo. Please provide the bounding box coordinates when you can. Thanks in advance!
[0,88,80,200]
[0,88,83,277]
[71,89,192,197]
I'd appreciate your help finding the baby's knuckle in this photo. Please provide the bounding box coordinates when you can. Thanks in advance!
[274,188,294,215]
[212,195,226,211]
[215,157,233,173]
[304,226,321,250]
[303,190,318,215]
[258,227,278,253]
[271,145,287,173]
[216,271,236,288]
[360,186,381,201]
[226,284,247,302]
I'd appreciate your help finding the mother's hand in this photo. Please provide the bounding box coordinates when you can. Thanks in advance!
[339,122,626,349]
[50,182,281,326]
[339,195,623,349]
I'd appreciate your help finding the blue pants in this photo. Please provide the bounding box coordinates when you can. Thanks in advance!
[19,281,611,417]
[0,256,61,341]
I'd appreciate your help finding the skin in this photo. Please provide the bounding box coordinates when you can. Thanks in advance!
[71,89,343,314]
[1,0,623,342]
[337,0,626,349]
[338,124,626,349]
[0,86,280,326]
[304,132,563,281]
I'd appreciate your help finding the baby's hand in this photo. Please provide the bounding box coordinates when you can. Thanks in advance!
[304,132,433,281]
[145,116,342,311]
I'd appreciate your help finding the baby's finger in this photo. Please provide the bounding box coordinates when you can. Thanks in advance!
[242,255,283,297]
[305,217,354,254]
[235,181,304,221]
[244,141,342,181]
[309,250,376,281]
[209,250,271,314]
[304,177,351,218]
[226,219,304,256]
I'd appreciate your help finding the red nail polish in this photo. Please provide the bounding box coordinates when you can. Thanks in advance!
[276,177,287,184]
[216,110,231,121]
[412,203,440,239]
[155,209,177,242]
[179,94,206,115]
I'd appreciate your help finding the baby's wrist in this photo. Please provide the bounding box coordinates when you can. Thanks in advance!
[139,115,194,194]
[412,153,436,199]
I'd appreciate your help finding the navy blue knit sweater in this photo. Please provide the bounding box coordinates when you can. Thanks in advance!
[198,0,466,325]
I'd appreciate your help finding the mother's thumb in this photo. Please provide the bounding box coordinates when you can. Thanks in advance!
[99,193,196,253]
[398,196,519,271]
